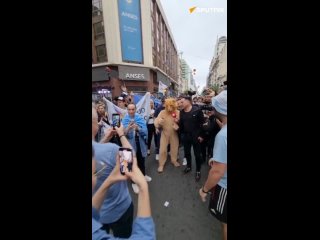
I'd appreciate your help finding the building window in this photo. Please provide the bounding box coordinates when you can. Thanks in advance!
[93,22,105,40]
[156,28,160,53]
[153,53,156,66]
[151,18,154,32]
[151,0,153,14]
[161,36,164,63]
[92,0,102,16]
[157,10,160,25]
[151,20,154,48]
[96,45,107,63]
[155,8,158,25]
[156,26,159,40]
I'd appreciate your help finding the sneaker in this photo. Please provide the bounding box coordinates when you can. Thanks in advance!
[182,158,187,166]
[147,149,150,156]
[155,154,159,160]
[131,183,139,194]
[183,167,191,174]
[195,172,201,182]
[145,175,152,182]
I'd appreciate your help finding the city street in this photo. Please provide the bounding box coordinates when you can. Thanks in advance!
[129,143,222,240]
[92,1,227,238]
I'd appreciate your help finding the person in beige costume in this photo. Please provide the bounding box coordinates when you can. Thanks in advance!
[154,98,181,173]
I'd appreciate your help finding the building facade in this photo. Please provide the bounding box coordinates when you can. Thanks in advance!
[92,0,179,98]
[180,58,197,92]
[207,36,227,88]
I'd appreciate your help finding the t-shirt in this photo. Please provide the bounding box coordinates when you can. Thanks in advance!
[92,141,132,224]
[147,109,155,124]
[212,124,227,189]
[180,106,204,138]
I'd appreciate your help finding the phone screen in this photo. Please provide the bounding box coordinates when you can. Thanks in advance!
[112,114,120,128]
[119,148,133,175]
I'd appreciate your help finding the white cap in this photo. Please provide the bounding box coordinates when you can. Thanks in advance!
[212,90,227,115]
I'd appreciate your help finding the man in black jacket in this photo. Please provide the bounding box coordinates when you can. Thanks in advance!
[198,94,221,164]
[179,95,205,181]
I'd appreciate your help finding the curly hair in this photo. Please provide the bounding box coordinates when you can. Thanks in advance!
[164,98,177,113]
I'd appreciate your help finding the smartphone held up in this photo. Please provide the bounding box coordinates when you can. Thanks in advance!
[112,114,121,128]
[119,148,133,175]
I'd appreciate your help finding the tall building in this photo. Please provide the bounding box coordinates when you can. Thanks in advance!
[214,36,227,58]
[92,0,179,98]
[207,36,227,88]
[180,58,196,92]
[180,59,189,92]
[178,57,183,94]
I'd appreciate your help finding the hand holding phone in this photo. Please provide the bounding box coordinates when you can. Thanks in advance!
[119,148,133,175]
[128,120,136,129]
[122,155,148,190]
[112,114,121,128]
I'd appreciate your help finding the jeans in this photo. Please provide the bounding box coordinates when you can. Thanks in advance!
[147,123,155,150]
[183,133,202,172]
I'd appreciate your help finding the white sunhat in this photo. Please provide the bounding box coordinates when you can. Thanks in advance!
[212,90,227,115]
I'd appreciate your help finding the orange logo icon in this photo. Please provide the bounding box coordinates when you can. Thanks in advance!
[189,6,197,14]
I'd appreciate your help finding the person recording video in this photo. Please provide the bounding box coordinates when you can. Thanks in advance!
[92,146,156,240]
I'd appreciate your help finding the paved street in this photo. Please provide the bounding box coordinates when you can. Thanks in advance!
[129,143,222,240]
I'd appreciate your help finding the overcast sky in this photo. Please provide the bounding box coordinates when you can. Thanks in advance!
[159,0,227,91]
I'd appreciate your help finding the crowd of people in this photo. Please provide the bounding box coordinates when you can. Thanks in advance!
[92,87,227,240]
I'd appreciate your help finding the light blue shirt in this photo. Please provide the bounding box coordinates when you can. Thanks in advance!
[92,207,156,240]
[92,141,132,224]
[212,124,227,189]
[122,113,148,158]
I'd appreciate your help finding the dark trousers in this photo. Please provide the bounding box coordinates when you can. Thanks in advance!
[155,132,160,154]
[200,137,212,164]
[101,202,134,238]
[207,136,214,159]
[136,138,145,175]
[147,124,155,150]
[183,134,202,172]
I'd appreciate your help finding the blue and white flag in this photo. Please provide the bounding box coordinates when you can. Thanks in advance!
[136,92,151,123]
[158,81,168,94]
[103,92,151,124]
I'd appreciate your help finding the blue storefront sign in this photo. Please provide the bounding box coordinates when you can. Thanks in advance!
[118,0,143,63]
